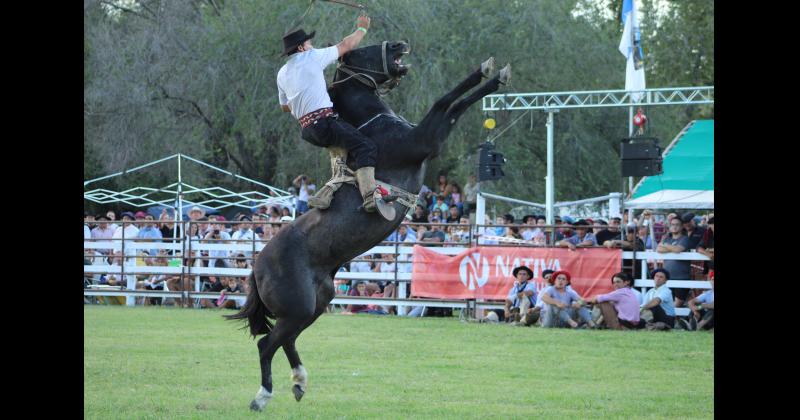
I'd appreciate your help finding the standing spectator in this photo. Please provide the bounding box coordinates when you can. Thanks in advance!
[431,193,449,214]
[697,217,714,275]
[446,182,463,212]
[196,216,212,237]
[595,217,622,246]
[686,272,714,331]
[681,212,706,250]
[540,271,596,329]
[91,214,116,255]
[554,216,574,242]
[503,266,539,326]
[638,225,654,250]
[84,213,94,240]
[492,214,513,238]
[349,253,373,273]
[640,268,676,329]
[231,216,255,258]
[520,215,538,241]
[557,219,598,250]
[411,205,428,224]
[105,210,119,233]
[462,174,479,216]
[188,206,205,222]
[158,209,179,239]
[420,221,446,244]
[112,212,140,258]
[585,272,642,330]
[137,214,163,257]
[445,206,461,224]
[204,220,232,268]
[293,174,316,215]
[435,173,448,196]
[604,226,644,251]
[268,206,282,223]
[657,217,691,307]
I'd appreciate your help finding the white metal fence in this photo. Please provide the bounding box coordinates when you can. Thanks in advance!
[84,220,710,317]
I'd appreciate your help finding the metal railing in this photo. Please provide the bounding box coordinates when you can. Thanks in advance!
[84,220,711,316]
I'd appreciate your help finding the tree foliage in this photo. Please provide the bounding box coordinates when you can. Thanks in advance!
[84,0,713,206]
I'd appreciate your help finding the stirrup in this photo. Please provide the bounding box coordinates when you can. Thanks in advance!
[374,195,396,220]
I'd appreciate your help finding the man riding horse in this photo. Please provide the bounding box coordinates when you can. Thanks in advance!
[230,13,511,412]
[278,13,395,219]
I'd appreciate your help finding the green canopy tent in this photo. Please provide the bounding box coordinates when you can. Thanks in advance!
[626,120,714,209]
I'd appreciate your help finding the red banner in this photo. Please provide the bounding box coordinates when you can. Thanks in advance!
[410,246,620,300]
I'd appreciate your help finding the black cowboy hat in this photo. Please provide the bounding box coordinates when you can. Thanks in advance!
[512,266,533,278]
[282,29,316,56]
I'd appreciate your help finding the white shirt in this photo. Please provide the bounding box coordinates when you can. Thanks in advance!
[277,46,340,119]
[350,261,373,273]
[111,224,140,256]
[298,182,316,202]
[231,229,255,256]
[84,225,92,240]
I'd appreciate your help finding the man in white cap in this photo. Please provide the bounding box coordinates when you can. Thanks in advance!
[188,206,205,221]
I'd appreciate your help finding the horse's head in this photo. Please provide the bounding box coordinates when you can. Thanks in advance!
[337,41,410,93]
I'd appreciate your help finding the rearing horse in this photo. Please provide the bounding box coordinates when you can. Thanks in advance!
[227,41,510,412]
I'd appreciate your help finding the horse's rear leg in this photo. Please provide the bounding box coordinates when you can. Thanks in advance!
[249,315,310,412]
[282,309,325,402]
[283,282,333,402]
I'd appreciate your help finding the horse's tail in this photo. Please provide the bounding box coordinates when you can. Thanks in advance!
[223,271,274,337]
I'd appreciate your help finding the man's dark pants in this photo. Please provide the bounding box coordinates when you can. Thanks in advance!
[301,115,377,169]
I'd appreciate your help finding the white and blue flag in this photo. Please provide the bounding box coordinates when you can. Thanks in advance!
[619,0,646,102]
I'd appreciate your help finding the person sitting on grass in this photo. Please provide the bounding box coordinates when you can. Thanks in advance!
[640,268,676,330]
[342,281,387,315]
[532,269,555,323]
[540,270,596,329]
[216,276,243,310]
[686,271,714,331]
[585,272,642,330]
[503,265,539,326]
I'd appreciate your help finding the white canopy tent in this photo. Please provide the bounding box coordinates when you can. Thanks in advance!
[624,189,713,209]
[84,153,296,220]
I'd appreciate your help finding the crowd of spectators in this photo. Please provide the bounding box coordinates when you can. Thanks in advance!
[83,203,300,308]
[85,172,713,330]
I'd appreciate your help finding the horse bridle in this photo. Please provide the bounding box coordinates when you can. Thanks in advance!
[332,41,404,96]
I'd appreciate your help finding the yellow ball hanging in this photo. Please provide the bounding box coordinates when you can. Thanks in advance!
[483,118,496,129]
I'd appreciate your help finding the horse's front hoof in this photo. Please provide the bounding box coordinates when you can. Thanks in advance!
[292,384,305,402]
[498,64,512,85]
[481,57,495,78]
[249,400,264,412]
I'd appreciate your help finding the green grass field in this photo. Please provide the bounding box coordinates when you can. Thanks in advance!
[84,305,713,419]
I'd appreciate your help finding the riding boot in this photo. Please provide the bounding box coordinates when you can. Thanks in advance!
[354,166,396,220]
[355,166,379,212]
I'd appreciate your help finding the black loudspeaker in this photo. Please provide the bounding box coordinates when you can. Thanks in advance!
[620,137,663,177]
[622,159,663,177]
[621,137,662,159]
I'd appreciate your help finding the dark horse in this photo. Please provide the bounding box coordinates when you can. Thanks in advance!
[227,41,510,411]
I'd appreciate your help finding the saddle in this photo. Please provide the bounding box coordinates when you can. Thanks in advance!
[307,147,419,221]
